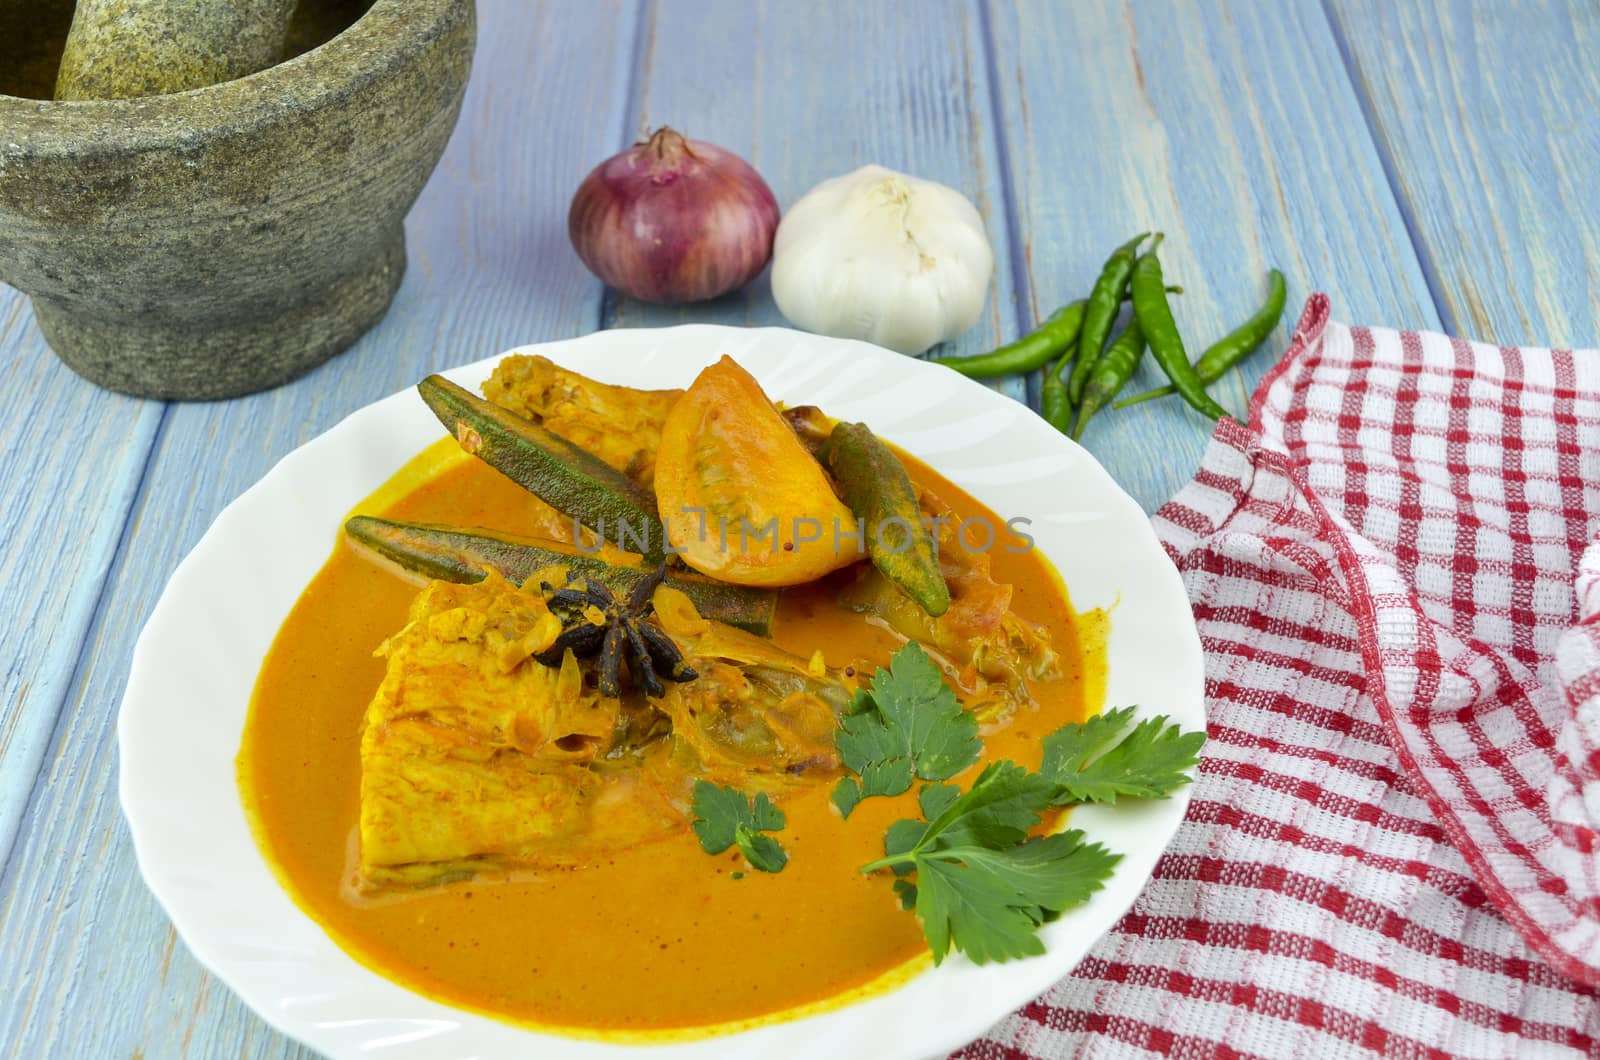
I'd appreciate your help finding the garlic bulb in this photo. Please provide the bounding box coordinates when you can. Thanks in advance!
[771,165,994,355]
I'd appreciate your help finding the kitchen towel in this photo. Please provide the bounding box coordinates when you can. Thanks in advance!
[961,297,1600,1058]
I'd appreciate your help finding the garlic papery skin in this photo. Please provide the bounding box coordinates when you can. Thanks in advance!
[771,165,995,355]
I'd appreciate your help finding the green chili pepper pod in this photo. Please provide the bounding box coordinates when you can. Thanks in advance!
[1072,320,1145,441]
[1191,268,1286,381]
[945,285,1180,383]
[1039,342,1077,435]
[939,299,1086,378]
[1130,239,1230,422]
[343,515,778,634]
[821,423,950,617]
[418,374,667,559]
[1114,268,1287,410]
[1067,232,1148,406]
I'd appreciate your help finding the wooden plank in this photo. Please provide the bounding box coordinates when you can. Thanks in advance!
[9,0,1564,1056]
[0,2,640,1057]
[606,0,1031,404]
[1325,0,1600,346]
[0,299,163,871]
[984,0,1441,513]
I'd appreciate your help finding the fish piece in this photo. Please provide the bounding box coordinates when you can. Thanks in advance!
[358,573,637,890]
[358,575,850,892]
[484,354,682,487]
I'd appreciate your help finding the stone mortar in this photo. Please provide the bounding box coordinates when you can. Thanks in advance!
[0,0,476,400]
[55,0,299,100]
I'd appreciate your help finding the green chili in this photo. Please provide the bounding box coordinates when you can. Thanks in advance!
[939,300,1086,378]
[1114,268,1287,410]
[1066,233,1146,405]
[1130,236,1230,421]
[1039,341,1076,434]
[1072,320,1145,440]
[942,285,1176,382]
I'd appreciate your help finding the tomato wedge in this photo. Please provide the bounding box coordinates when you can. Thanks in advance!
[655,357,858,587]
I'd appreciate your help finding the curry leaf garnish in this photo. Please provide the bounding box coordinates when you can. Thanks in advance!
[860,762,1121,965]
[831,643,981,816]
[691,780,788,873]
[1040,707,1206,804]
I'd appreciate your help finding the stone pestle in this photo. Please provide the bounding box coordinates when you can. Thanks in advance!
[55,0,299,100]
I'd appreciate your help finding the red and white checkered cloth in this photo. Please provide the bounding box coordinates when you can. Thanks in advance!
[961,296,1600,1058]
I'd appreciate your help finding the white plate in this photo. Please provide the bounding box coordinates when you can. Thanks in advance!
[119,326,1204,1059]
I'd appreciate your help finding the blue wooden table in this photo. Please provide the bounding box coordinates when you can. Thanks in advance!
[2,1,1596,1055]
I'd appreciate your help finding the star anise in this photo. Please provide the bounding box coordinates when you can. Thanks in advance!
[535,565,698,698]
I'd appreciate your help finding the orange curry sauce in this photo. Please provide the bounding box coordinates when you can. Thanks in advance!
[238,446,1106,1039]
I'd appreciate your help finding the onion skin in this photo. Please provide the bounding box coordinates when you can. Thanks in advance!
[568,128,780,304]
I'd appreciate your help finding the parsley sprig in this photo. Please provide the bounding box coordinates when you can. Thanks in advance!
[1040,705,1206,803]
[843,645,1205,966]
[831,643,981,818]
[691,780,789,873]
[861,765,1122,964]
[684,641,1206,963]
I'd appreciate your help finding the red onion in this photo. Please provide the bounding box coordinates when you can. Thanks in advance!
[568,128,780,304]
